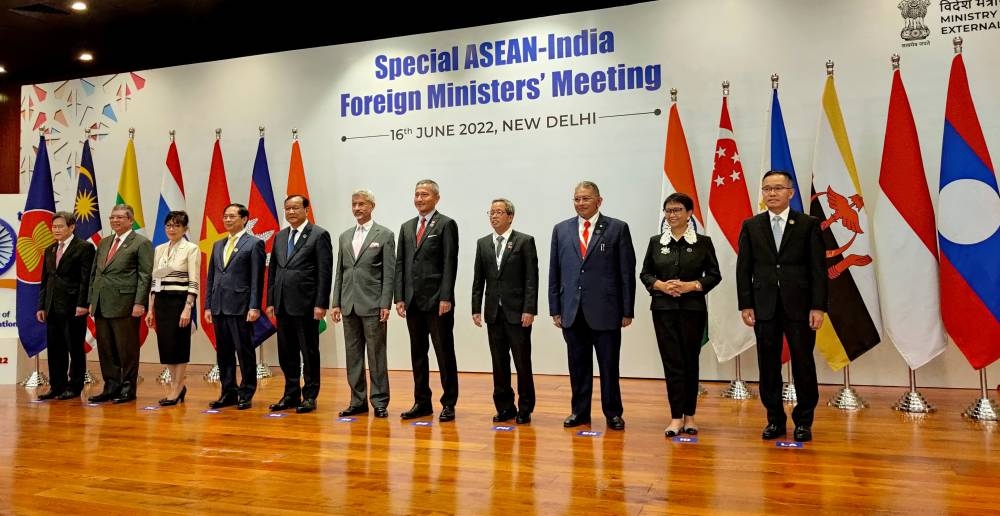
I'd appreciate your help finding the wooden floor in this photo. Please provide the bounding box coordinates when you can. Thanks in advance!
[2,364,998,515]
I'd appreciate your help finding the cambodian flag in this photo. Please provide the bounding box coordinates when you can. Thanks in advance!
[247,136,277,346]
[938,53,1000,369]
[16,136,56,357]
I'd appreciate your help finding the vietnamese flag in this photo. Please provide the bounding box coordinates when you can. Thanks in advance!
[198,138,232,348]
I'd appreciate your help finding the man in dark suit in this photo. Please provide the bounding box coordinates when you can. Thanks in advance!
[472,198,538,424]
[266,195,333,414]
[35,211,95,400]
[394,179,460,422]
[204,203,266,410]
[87,204,153,404]
[549,181,636,431]
[330,189,395,419]
[736,170,828,443]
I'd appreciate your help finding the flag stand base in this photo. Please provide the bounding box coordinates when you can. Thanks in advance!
[782,382,797,404]
[828,387,868,410]
[962,397,999,422]
[83,370,99,385]
[203,364,221,384]
[256,362,273,379]
[894,390,935,413]
[697,383,708,397]
[722,380,754,400]
[20,370,49,389]
[157,367,172,385]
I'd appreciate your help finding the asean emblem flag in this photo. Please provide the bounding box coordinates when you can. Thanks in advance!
[198,139,232,349]
[809,73,882,371]
[16,136,56,357]
[247,136,278,346]
[938,53,1000,370]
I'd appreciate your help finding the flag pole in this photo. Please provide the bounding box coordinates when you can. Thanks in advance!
[204,127,222,385]
[157,129,179,387]
[962,369,999,421]
[782,362,797,403]
[81,126,100,388]
[255,124,274,380]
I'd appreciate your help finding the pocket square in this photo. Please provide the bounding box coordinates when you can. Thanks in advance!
[369,242,380,248]
[427,234,439,239]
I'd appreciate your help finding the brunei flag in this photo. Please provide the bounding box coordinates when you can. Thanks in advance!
[659,95,704,234]
[809,71,883,370]
[16,135,56,357]
[937,52,1000,370]
[198,139,232,349]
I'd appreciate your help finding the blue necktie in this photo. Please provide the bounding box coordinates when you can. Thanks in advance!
[287,228,297,256]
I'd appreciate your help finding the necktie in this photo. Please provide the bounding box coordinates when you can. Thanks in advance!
[580,220,591,257]
[224,235,238,266]
[772,215,783,251]
[56,241,65,266]
[106,237,121,263]
[287,228,297,256]
[495,235,504,264]
[416,217,427,244]
[352,225,365,257]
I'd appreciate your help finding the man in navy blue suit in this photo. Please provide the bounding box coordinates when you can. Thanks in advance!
[549,181,636,431]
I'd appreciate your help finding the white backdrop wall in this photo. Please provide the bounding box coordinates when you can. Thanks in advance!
[19,0,1000,388]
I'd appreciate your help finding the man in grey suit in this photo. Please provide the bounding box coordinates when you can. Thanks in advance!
[204,203,266,410]
[472,198,538,424]
[266,195,334,414]
[330,189,396,419]
[87,204,153,404]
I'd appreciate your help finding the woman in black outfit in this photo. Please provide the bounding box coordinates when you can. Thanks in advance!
[640,193,721,437]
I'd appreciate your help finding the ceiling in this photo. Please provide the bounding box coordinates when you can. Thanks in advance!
[0,0,643,87]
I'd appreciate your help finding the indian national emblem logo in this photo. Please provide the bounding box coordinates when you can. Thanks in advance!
[898,0,931,41]
[0,218,16,277]
[811,186,873,279]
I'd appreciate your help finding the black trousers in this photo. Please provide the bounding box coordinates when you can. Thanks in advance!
[754,301,819,427]
[562,308,622,419]
[276,313,321,402]
[94,315,140,395]
[651,310,706,419]
[406,307,458,408]
[486,306,535,415]
[214,314,257,400]
[45,312,88,394]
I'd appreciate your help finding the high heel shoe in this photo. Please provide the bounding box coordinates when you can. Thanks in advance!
[159,386,187,407]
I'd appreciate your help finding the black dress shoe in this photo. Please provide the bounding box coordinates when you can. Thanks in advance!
[37,390,60,401]
[439,405,455,422]
[515,413,531,424]
[373,407,388,418]
[56,390,81,401]
[492,410,516,423]
[762,423,787,440]
[607,416,626,431]
[563,414,591,427]
[793,425,813,442]
[400,404,433,420]
[111,393,136,404]
[269,398,299,412]
[88,392,114,403]
[338,405,368,417]
[296,399,317,414]
[208,396,238,409]
[236,399,252,410]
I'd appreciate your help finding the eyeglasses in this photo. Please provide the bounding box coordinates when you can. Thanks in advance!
[164,223,184,229]
[761,186,793,194]
[487,210,510,216]
[663,207,687,215]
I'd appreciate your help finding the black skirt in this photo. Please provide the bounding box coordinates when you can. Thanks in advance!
[154,291,192,364]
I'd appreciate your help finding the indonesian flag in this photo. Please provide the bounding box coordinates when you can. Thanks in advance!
[872,65,946,370]
[198,139,232,349]
[809,73,883,371]
[659,98,704,233]
[706,95,755,362]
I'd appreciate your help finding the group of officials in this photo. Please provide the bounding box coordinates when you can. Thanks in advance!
[35,172,827,442]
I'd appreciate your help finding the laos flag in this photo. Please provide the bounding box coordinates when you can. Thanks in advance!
[938,52,1000,370]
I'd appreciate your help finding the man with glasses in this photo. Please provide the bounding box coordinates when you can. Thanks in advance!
[471,198,538,424]
[736,170,827,442]
[549,181,636,431]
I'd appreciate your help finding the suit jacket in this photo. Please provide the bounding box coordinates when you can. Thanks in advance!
[735,210,828,321]
[548,214,636,331]
[638,233,722,312]
[205,233,265,316]
[267,223,334,317]
[88,231,154,318]
[393,212,459,311]
[471,230,539,325]
[331,222,396,317]
[38,237,96,315]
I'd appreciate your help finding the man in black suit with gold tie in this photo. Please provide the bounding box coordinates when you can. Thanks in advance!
[395,179,460,422]
[736,170,828,443]
[36,211,95,400]
[472,198,538,424]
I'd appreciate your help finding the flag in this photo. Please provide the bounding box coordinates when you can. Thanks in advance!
[74,139,103,353]
[659,98,704,233]
[873,65,946,370]
[937,53,1000,369]
[809,73,882,371]
[247,136,278,346]
[286,138,326,333]
[152,140,187,247]
[116,137,149,345]
[16,135,56,357]
[706,95,756,362]
[760,87,804,212]
[198,140,232,349]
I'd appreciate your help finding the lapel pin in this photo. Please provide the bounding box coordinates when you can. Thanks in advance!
[788,219,796,225]
[686,247,693,253]
[661,247,670,255]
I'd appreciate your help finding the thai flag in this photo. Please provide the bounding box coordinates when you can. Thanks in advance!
[152,140,187,247]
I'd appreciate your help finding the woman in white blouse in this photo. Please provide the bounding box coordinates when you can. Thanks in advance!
[146,211,200,406]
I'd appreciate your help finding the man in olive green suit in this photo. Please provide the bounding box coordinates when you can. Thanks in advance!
[88,204,153,404]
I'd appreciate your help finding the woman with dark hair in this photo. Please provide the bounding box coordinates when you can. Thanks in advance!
[640,193,721,437]
[146,210,200,406]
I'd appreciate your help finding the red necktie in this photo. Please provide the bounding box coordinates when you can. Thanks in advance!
[580,220,591,257]
[416,217,427,244]
[106,237,121,263]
